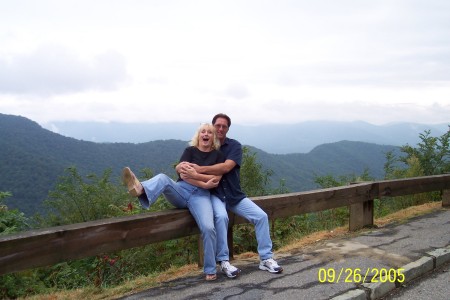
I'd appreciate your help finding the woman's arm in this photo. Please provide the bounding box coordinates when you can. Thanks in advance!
[177,162,222,188]
[181,175,221,189]
[177,161,219,181]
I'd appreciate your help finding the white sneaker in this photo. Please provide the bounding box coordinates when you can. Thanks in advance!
[259,258,283,273]
[220,261,241,278]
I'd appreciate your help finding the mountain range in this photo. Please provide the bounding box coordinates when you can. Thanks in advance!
[43,120,449,154]
[2,113,441,216]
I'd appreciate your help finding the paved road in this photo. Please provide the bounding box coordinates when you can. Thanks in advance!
[119,208,450,300]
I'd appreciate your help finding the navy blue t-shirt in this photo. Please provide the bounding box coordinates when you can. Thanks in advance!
[213,138,247,205]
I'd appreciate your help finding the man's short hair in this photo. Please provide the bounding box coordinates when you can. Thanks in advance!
[212,113,231,127]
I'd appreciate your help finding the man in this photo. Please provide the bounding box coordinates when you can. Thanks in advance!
[179,113,283,275]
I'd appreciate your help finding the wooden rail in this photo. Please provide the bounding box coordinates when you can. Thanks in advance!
[1,174,450,276]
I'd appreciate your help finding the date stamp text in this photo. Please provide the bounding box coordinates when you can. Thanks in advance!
[318,267,405,283]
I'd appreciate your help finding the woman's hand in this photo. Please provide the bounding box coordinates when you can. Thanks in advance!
[179,164,198,179]
[203,177,220,189]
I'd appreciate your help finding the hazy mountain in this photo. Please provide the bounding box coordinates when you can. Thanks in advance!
[1,113,406,216]
[43,120,448,154]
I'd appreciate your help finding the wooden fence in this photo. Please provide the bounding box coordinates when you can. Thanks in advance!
[1,174,450,276]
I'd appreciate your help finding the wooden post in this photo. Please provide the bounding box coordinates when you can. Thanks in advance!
[349,182,375,231]
[228,212,235,260]
[227,226,234,260]
[198,235,204,267]
[349,200,374,231]
[442,190,450,207]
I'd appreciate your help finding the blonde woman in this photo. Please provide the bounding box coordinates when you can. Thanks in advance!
[123,123,239,281]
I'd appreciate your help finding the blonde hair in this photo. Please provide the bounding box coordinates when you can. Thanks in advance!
[190,123,221,150]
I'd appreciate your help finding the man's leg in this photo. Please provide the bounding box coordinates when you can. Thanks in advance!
[227,197,273,259]
[211,195,240,278]
[228,197,283,273]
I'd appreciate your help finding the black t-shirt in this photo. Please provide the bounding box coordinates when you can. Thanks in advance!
[179,146,225,166]
[178,146,225,185]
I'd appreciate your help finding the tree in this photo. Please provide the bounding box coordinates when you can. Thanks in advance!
[42,167,131,226]
[0,191,29,235]
[399,127,450,176]
[240,147,273,197]
[314,168,373,188]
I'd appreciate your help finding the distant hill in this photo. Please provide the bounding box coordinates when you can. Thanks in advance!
[1,113,402,216]
[42,120,448,154]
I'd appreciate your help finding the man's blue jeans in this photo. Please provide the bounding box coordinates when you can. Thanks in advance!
[139,174,217,275]
[211,195,273,262]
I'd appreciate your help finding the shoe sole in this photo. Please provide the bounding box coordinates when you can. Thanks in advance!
[122,167,142,197]
[222,269,241,278]
[259,265,283,273]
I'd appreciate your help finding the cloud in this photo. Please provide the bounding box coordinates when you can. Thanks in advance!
[0,44,128,96]
[224,84,250,99]
[0,1,449,126]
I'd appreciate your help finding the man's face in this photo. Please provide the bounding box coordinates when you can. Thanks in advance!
[213,117,229,141]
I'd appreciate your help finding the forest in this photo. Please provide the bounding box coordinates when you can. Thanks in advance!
[0,114,400,216]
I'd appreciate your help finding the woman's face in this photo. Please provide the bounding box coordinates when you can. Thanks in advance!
[198,126,214,149]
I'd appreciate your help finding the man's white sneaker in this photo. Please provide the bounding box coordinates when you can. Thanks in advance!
[220,261,241,278]
[259,258,283,273]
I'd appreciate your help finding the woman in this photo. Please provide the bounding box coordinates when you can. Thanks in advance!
[122,123,223,281]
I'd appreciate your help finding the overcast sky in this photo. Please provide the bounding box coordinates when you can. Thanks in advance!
[1,0,449,126]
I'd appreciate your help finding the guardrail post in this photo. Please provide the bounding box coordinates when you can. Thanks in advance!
[442,190,450,207]
[228,213,235,260]
[349,201,374,231]
[197,236,204,267]
[349,182,374,231]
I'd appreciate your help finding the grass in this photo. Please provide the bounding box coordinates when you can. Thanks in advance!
[22,201,445,300]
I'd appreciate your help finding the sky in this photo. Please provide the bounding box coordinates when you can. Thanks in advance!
[1,0,450,127]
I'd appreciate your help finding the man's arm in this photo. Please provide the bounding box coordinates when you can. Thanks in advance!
[176,161,222,182]
[194,159,236,175]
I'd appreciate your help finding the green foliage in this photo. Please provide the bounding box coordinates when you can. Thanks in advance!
[0,270,48,299]
[240,146,274,197]
[0,191,29,235]
[314,168,374,188]
[41,167,130,226]
[376,128,449,214]
[398,127,450,176]
[383,150,399,180]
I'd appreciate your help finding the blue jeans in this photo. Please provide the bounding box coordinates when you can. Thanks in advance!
[139,174,217,275]
[211,195,273,262]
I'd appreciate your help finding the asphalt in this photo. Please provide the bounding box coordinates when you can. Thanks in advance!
[118,208,450,300]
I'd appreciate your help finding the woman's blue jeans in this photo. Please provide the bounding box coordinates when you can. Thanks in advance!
[139,174,217,275]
